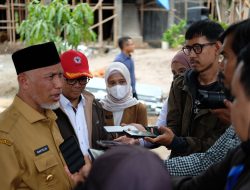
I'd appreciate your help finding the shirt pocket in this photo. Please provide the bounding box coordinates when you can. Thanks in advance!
[33,154,59,189]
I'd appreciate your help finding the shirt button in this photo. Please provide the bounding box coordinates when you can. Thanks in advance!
[46,174,54,182]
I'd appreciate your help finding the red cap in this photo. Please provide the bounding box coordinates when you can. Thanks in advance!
[60,50,93,79]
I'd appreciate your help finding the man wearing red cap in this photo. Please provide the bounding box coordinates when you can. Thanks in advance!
[55,50,106,155]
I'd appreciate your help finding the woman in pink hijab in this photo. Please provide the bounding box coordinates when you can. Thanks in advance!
[156,50,191,127]
[171,50,191,79]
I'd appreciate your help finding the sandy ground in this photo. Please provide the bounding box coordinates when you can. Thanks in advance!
[0,48,177,112]
[0,47,175,159]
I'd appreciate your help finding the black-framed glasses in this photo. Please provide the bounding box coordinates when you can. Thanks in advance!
[182,42,216,56]
[65,77,90,85]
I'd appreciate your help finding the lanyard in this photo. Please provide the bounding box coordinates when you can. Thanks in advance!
[226,164,245,190]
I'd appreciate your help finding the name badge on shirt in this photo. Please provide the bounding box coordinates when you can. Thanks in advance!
[34,145,49,156]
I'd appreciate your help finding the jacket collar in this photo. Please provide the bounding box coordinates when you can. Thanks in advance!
[183,69,199,98]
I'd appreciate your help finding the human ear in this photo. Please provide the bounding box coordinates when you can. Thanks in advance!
[215,41,222,55]
[17,73,30,90]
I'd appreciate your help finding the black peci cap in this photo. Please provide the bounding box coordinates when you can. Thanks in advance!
[12,42,60,75]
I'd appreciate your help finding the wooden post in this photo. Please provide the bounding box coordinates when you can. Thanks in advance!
[184,0,188,20]
[215,0,221,22]
[11,0,15,42]
[140,0,144,39]
[114,0,122,47]
[220,0,228,23]
[243,0,250,19]
[168,0,175,27]
[211,0,215,19]
[98,0,103,47]
[6,1,12,42]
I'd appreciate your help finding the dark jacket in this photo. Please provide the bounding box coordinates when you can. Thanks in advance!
[167,69,229,157]
[172,140,250,190]
[55,91,107,149]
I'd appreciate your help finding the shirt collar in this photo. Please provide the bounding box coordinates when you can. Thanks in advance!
[60,94,85,109]
[121,52,131,58]
[14,96,57,123]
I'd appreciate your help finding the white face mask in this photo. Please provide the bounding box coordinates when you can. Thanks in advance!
[108,85,128,99]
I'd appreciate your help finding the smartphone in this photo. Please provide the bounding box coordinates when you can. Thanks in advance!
[145,126,160,136]
[88,148,105,161]
[96,140,125,149]
[104,125,138,133]
[59,136,85,174]
[124,130,157,138]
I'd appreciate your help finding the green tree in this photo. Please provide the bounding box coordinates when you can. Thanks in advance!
[17,0,96,53]
[162,19,186,48]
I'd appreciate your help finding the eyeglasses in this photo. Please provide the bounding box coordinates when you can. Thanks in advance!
[65,77,90,85]
[182,42,216,56]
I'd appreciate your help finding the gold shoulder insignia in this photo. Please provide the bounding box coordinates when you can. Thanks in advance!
[0,139,12,146]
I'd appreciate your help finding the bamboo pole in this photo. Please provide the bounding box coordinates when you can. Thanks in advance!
[184,0,187,20]
[215,0,221,22]
[140,0,144,37]
[90,14,117,30]
[6,1,12,42]
[11,0,15,42]
[92,0,103,12]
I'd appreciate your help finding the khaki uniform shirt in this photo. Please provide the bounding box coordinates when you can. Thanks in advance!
[0,96,74,190]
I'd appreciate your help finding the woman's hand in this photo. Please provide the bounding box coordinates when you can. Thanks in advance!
[114,135,140,145]
[121,123,147,132]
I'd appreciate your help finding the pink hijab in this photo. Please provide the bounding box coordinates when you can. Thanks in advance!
[171,50,191,68]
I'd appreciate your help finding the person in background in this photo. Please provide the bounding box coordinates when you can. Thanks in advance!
[100,62,147,129]
[172,42,250,190]
[54,50,106,154]
[114,36,138,99]
[0,42,74,189]
[74,146,171,190]
[156,50,191,127]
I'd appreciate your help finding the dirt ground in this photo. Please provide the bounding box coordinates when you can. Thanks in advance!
[0,46,177,114]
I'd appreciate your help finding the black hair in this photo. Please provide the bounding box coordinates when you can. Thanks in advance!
[237,43,250,99]
[220,19,250,57]
[118,36,132,50]
[185,20,224,42]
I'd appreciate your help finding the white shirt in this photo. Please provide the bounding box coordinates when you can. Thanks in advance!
[113,110,124,126]
[156,99,168,127]
[60,94,90,155]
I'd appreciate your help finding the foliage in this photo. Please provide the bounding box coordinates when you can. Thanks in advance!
[17,0,96,53]
[209,16,229,30]
[162,19,187,48]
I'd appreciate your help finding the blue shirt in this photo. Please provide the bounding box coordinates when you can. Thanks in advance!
[164,126,241,176]
[114,52,136,93]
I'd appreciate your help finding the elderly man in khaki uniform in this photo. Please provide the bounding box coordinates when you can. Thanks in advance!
[0,42,74,189]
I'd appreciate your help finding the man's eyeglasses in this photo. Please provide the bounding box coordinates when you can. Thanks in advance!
[182,42,216,56]
[65,77,90,85]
